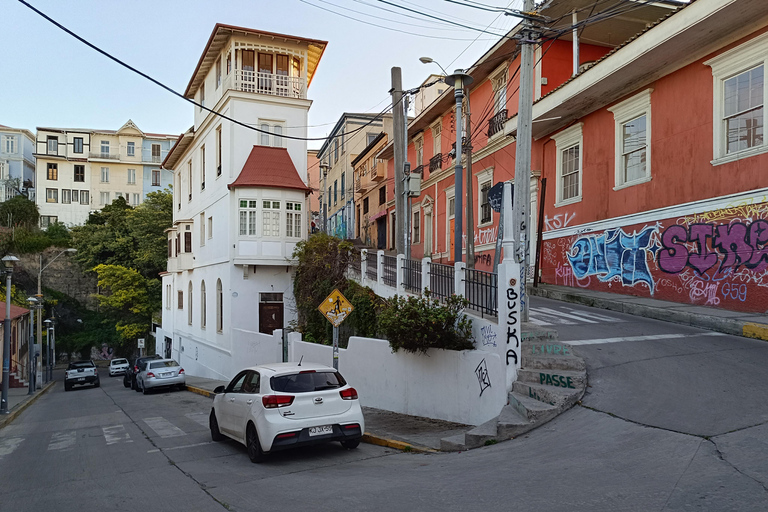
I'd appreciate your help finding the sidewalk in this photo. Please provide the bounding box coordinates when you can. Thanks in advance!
[0,372,59,430]
[528,283,768,341]
[184,375,470,453]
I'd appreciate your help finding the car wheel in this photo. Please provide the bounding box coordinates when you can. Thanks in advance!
[131,378,137,390]
[141,381,149,395]
[341,439,360,450]
[64,383,71,392]
[135,380,142,392]
[94,380,100,388]
[123,375,130,388]
[246,423,266,463]
[210,410,225,442]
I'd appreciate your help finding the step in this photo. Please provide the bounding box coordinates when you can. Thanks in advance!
[440,433,468,452]
[522,340,576,358]
[464,417,499,449]
[496,404,535,439]
[507,391,559,423]
[521,353,586,371]
[517,368,587,390]
[512,381,584,409]
[521,323,558,344]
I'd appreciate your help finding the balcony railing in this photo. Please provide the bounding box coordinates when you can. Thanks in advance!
[355,178,362,192]
[371,161,384,181]
[429,153,443,172]
[89,152,120,160]
[487,109,508,138]
[230,70,306,99]
[143,155,165,164]
[411,165,424,176]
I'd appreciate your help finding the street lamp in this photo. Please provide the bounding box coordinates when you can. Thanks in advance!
[26,297,38,395]
[1,255,19,415]
[419,56,449,76]
[37,248,76,386]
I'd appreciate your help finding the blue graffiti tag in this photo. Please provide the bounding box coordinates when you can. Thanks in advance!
[480,325,497,347]
[567,226,658,293]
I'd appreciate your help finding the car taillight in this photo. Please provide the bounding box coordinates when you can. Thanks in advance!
[179,368,185,374]
[134,366,138,372]
[340,387,358,400]
[262,394,294,408]
[94,369,98,375]
[146,372,155,378]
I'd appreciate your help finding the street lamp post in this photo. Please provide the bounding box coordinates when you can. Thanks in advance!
[26,297,37,395]
[1,255,19,415]
[44,319,53,382]
[321,162,329,234]
[37,248,76,387]
[445,69,473,263]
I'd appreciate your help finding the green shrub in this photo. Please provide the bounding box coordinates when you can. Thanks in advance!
[378,291,474,354]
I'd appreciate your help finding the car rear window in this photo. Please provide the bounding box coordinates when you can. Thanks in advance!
[112,359,128,365]
[150,360,179,369]
[270,371,347,393]
[69,361,94,369]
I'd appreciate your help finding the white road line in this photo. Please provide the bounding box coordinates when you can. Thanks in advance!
[0,437,24,458]
[528,313,576,326]
[143,417,186,438]
[47,431,76,451]
[103,425,132,445]
[567,332,728,346]
[185,412,209,428]
[147,441,214,453]
[562,307,622,322]
[535,307,599,323]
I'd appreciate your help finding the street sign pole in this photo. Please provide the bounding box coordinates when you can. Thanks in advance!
[332,327,339,370]
[318,289,354,371]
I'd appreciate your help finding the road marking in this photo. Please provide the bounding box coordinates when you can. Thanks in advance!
[47,431,76,451]
[562,307,622,322]
[185,412,209,428]
[567,332,728,346]
[536,307,599,323]
[147,441,214,453]
[143,417,186,438]
[103,425,132,445]
[0,437,24,458]
[529,312,576,325]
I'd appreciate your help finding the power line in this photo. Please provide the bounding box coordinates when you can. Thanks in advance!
[374,0,512,39]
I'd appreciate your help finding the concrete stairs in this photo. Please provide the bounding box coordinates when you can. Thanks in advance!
[440,323,587,451]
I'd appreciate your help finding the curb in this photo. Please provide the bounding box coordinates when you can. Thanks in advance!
[528,286,768,342]
[185,385,437,453]
[0,381,57,430]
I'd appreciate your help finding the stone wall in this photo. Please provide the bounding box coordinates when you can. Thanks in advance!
[14,248,97,308]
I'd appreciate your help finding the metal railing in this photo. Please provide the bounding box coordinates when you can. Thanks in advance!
[89,152,120,160]
[402,258,422,294]
[464,268,498,318]
[429,153,442,172]
[487,109,508,138]
[366,252,378,281]
[349,252,361,279]
[429,262,454,300]
[382,255,397,287]
[233,70,306,99]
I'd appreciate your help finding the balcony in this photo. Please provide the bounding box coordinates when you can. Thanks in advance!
[167,257,178,273]
[412,165,424,176]
[429,153,443,172]
[178,253,193,271]
[370,160,385,181]
[487,109,508,138]
[226,70,306,99]
[89,152,120,161]
[143,154,166,164]
[355,178,362,192]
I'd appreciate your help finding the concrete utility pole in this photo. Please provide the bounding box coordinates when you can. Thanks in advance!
[445,70,473,263]
[403,96,411,260]
[391,67,405,255]
[512,0,537,321]
[465,94,474,268]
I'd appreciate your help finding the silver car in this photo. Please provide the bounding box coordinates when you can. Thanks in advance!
[109,358,129,377]
[137,359,185,394]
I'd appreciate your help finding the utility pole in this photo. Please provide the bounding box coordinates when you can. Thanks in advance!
[445,70,473,263]
[512,0,536,321]
[403,95,411,260]
[391,67,405,255]
[465,95,474,268]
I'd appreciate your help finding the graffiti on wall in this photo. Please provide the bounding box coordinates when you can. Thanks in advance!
[480,325,497,347]
[505,284,519,367]
[544,212,576,231]
[543,197,768,313]
[475,359,492,397]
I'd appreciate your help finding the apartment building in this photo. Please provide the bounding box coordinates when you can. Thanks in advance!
[0,124,35,202]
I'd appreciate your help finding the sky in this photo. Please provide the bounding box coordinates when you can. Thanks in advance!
[1,0,524,149]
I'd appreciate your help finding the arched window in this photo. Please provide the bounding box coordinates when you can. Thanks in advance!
[216,279,223,332]
[188,282,193,325]
[201,280,207,329]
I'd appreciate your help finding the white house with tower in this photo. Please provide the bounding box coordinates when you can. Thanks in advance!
[157,23,327,380]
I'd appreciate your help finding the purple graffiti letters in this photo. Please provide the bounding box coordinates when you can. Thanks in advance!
[659,220,768,275]
[568,226,657,293]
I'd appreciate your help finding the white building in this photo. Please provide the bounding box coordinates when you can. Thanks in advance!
[157,24,327,380]
[34,121,177,227]
[0,124,35,202]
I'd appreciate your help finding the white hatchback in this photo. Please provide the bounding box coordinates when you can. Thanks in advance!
[109,358,129,376]
[210,362,364,462]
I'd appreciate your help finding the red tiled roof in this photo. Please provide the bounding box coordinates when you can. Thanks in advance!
[0,302,30,321]
[229,146,310,192]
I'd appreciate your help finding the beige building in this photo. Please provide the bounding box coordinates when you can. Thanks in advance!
[352,132,389,249]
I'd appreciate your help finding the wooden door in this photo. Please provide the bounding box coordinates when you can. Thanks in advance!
[259,303,283,335]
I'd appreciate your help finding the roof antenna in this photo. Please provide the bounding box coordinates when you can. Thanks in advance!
[298,355,303,366]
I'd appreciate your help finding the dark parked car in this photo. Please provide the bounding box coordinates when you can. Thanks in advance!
[123,354,162,390]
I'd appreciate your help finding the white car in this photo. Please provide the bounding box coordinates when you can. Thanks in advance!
[210,362,364,463]
[109,358,129,377]
[136,359,185,394]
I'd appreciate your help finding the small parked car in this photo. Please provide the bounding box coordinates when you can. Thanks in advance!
[124,354,162,389]
[65,360,100,391]
[136,358,185,394]
[109,358,129,377]
[209,362,364,463]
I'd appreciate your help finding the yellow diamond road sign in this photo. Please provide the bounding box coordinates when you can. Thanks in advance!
[318,289,354,327]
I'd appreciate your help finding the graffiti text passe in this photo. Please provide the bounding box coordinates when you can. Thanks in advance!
[659,221,768,275]
[567,226,657,292]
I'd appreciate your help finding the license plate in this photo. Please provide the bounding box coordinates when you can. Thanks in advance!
[308,425,333,437]
[77,378,85,382]
[161,372,172,377]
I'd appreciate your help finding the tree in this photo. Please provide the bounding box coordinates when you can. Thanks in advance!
[0,196,39,228]
[92,264,160,347]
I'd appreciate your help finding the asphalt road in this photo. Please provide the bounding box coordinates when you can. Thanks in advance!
[1,298,767,511]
